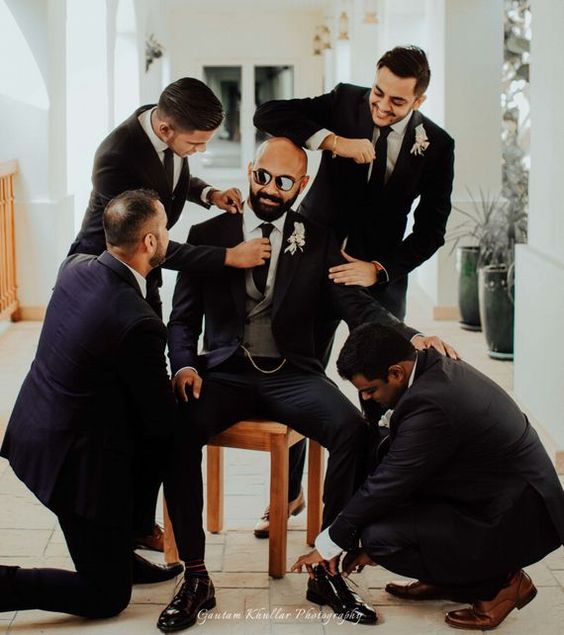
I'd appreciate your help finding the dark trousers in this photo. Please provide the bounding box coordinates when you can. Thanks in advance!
[360,485,561,602]
[1,510,132,617]
[164,357,369,563]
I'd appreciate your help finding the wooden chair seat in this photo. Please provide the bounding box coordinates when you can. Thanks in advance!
[164,419,324,578]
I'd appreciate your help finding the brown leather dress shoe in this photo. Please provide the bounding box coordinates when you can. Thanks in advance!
[135,523,164,552]
[445,570,537,630]
[253,489,305,539]
[385,579,451,601]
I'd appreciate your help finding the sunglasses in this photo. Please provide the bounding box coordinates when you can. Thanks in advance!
[252,168,302,192]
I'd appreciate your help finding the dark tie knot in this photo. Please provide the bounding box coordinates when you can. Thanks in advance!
[377,126,393,140]
[260,222,274,240]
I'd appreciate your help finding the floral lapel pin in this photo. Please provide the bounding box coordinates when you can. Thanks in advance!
[284,222,306,255]
[410,123,430,156]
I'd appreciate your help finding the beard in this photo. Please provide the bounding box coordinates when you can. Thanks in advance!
[149,241,167,268]
[249,189,300,222]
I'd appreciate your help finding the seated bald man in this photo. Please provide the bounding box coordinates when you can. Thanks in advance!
[159,137,456,631]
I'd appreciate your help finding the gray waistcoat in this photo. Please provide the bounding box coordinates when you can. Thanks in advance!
[242,271,281,358]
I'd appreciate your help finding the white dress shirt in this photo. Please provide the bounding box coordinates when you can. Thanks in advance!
[138,108,212,203]
[314,354,419,560]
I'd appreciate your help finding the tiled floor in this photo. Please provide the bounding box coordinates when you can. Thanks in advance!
[1,288,563,634]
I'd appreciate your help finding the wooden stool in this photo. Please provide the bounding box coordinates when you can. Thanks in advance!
[164,419,324,578]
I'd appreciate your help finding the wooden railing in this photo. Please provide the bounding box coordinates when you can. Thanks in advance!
[0,160,20,322]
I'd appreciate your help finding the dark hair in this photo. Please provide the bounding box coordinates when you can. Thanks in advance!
[157,77,224,132]
[337,324,416,381]
[103,189,161,248]
[377,46,430,96]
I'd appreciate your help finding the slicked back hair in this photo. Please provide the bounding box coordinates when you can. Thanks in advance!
[157,77,224,132]
[337,323,416,382]
[103,189,161,249]
[377,46,431,96]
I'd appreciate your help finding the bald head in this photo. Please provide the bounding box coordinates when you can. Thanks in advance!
[247,137,310,221]
[254,137,308,175]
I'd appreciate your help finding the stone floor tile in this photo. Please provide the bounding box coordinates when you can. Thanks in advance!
[0,494,57,530]
[487,586,564,634]
[272,623,324,634]
[544,546,564,570]
[130,575,180,605]
[223,532,269,572]
[205,542,225,572]
[524,561,559,586]
[211,572,269,588]
[0,528,52,557]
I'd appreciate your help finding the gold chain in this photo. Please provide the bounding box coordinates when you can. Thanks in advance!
[240,345,287,374]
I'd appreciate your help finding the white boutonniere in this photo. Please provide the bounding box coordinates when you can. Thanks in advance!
[284,222,306,255]
[410,123,430,156]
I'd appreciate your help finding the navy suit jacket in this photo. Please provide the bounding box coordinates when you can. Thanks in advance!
[254,84,455,314]
[69,106,225,275]
[1,252,176,525]
[329,348,564,581]
[168,211,418,375]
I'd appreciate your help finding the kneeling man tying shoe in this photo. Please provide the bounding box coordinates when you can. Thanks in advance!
[292,323,564,630]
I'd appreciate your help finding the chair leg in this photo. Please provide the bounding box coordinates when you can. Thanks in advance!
[306,440,324,547]
[269,435,289,578]
[163,499,180,564]
[207,445,224,533]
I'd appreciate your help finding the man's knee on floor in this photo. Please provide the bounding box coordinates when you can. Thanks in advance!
[83,584,131,619]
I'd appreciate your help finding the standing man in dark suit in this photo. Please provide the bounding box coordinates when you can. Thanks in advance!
[293,324,564,631]
[253,46,455,531]
[157,138,457,632]
[70,77,270,550]
[0,189,185,620]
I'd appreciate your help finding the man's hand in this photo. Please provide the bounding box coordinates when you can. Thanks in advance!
[225,238,271,268]
[173,368,202,402]
[210,187,243,214]
[334,137,375,164]
[290,549,326,578]
[342,548,375,577]
[412,335,460,360]
[329,250,379,287]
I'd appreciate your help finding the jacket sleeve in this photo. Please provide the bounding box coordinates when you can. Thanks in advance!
[162,239,226,274]
[167,226,206,374]
[254,86,342,146]
[328,402,458,550]
[116,316,177,437]
[187,175,212,208]
[324,233,419,340]
[378,135,455,282]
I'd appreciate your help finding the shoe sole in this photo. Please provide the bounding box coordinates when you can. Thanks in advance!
[445,587,537,631]
[306,590,377,625]
[253,502,306,539]
[157,597,217,632]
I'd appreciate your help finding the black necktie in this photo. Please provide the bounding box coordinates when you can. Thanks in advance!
[252,222,274,295]
[370,126,392,190]
[163,147,174,192]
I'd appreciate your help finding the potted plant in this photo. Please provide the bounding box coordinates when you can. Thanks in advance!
[477,201,527,359]
[448,190,507,331]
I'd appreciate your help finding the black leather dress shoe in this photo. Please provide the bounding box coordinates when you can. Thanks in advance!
[306,565,377,624]
[157,575,216,632]
[132,553,183,584]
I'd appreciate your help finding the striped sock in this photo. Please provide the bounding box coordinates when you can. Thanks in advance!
[184,559,209,579]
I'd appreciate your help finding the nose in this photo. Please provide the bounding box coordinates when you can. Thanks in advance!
[263,177,279,196]
[197,144,207,153]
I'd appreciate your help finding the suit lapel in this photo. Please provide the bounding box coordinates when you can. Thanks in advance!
[220,215,246,319]
[358,91,375,182]
[272,212,305,317]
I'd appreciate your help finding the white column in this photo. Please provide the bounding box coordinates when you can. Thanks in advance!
[514,0,564,470]
[415,0,504,317]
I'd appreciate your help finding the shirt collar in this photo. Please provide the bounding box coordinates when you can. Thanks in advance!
[390,110,414,137]
[407,353,418,389]
[243,201,286,235]
[110,254,147,298]
[139,107,169,154]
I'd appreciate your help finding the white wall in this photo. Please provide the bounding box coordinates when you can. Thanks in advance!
[514,0,564,468]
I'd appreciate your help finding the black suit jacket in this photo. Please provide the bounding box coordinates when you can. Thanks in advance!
[168,211,418,375]
[254,84,455,290]
[0,252,176,525]
[69,105,225,275]
[329,349,564,580]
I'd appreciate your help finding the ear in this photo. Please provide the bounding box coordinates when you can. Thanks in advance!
[247,161,253,180]
[298,175,310,193]
[142,232,155,253]
[413,93,427,111]
[387,364,405,383]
